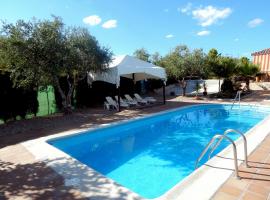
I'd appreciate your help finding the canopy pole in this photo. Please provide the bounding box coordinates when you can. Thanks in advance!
[132,73,135,93]
[117,86,121,112]
[163,81,166,105]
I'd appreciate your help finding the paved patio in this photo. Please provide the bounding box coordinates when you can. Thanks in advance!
[1,90,270,199]
[212,133,270,200]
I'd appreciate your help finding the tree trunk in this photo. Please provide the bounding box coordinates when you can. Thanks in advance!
[66,84,75,114]
[246,78,250,91]
[182,86,186,96]
[54,76,73,114]
[46,86,50,115]
[179,78,187,96]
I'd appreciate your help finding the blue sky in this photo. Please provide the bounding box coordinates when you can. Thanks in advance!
[0,0,269,58]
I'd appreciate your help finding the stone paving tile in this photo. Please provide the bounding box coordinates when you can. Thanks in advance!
[247,184,270,197]
[0,144,88,200]
[212,133,270,200]
[242,191,266,200]
[218,185,243,197]
[213,192,238,200]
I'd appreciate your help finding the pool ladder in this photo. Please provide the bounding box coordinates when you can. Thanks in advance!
[195,129,248,179]
[231,91,242,109]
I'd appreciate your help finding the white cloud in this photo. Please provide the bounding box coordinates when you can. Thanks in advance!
[83,15,102,26]
[197,30,210,36]
[192,6,232,27]
[234,38,239,42]
[248,18,264,28]
[179,3,192,14]
[102,20,117,29]
[165,34,174,39]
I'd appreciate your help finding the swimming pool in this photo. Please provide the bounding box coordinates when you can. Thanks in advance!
[48,104,270,199]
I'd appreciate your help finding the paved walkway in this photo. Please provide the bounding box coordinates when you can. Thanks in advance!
[1,90,270,199]
[212,134,270,200]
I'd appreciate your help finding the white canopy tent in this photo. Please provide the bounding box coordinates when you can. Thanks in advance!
[88,55,167,110]
[88,55,166,87]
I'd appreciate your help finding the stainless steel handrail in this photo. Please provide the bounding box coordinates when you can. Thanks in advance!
[231,91,242,109]
[208,129,248,167]
[195,134,240,178]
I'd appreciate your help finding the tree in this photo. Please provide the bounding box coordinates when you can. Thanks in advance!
[206,48,222,91]
[236,57,259,90]
[185,48,207,78]
[0,17,112,114]
[206,49,236,92]
[162,45,190,96]
[151,52,162,66]
[219,57,237,78]
[133,48,150,62]
[161,45,207,96]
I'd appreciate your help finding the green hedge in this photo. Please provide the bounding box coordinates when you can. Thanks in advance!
[0,72,38,123]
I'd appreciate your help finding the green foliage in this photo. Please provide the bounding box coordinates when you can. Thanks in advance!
[186,48,207,78]
[235,57,259,90]
[206,49,237,91]
[151,52,162,65]
[161,45,206,81]
[218,56,237,78]
[161,45,189,80]
[221,78,234,93]
[0,17,112,113]
[133,48,150,62]
[236,57,259,77]
[0,72,38,122]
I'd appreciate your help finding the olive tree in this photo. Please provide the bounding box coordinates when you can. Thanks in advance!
[162,45,206,96]
[0,17,112,113]
[133,48,150,62]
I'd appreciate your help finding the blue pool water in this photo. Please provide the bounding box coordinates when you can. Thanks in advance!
[48,104,270,199]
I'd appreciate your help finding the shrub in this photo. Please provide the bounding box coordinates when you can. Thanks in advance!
[0,72,38,123]
[221,78,234,93]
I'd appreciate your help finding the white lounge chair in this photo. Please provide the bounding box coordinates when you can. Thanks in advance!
[124,94,139,105]
[114,96,129,108]
[115,96,136,107]
[134,93,157,104]
[126,94,147,105]
[105,97,119,110]
[104,101,111,110]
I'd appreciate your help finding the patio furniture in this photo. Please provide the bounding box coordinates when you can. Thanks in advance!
[113,96,129,108]
[115,96,136,107]
[124,94,139,105]
[104,101,111,110]
[105,97,119,110]
[132,94,148,104]
[134,93,157,104]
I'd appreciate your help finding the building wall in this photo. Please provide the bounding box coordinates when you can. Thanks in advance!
[253,54,270,73]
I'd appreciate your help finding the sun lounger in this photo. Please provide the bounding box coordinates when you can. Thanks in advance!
[124,94,139,105]
[114,96,129,108]
[128,95,147,104]
[134,93,156,104]
[104,101,111,110]
[105,96,119,110]
[115,96,136,107]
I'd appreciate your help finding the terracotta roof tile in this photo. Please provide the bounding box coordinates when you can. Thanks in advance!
[251,48,270,56]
